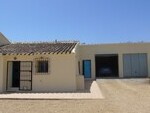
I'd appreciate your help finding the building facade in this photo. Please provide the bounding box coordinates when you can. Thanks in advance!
[0,37,84,92]
[79,43,150,79]
[0,33,149,92]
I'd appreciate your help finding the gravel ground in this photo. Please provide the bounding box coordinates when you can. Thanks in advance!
[0,79,150,113]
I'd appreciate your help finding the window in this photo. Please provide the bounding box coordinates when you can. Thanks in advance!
[37,61,48,73]
[35,58,49,74]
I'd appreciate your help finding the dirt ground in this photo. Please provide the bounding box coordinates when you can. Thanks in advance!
[0,79,150,113]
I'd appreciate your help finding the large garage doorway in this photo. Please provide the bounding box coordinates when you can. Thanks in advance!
[123,53,148,77]
[95,54,119,78]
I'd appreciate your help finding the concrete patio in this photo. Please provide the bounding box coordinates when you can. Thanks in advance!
[0,80,104,99]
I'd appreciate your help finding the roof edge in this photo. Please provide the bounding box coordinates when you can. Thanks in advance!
[71,42,80,53]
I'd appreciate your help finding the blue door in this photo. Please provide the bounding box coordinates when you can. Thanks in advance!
[83,60,91,78]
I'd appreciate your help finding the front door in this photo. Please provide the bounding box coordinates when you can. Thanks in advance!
[19,61,32,90]
[83,60,91,78]
[7,61,32,91]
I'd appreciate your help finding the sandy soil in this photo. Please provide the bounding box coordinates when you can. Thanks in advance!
[0,79,150,113]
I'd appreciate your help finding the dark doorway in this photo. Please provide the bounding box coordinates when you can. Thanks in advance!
[12,61,20,87]
[95,54,119,78]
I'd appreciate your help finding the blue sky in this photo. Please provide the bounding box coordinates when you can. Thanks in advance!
[0,0,150,44]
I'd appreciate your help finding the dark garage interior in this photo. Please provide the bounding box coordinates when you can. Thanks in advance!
[95,54,119,77]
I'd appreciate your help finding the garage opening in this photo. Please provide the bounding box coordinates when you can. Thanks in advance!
[95,54,119,78]
[123,53,148,77]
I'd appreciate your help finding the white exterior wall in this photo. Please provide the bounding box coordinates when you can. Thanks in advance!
[1,54,77,92]
[32,54,77,92]
[75,43,85,89]
[79,43,150,79]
